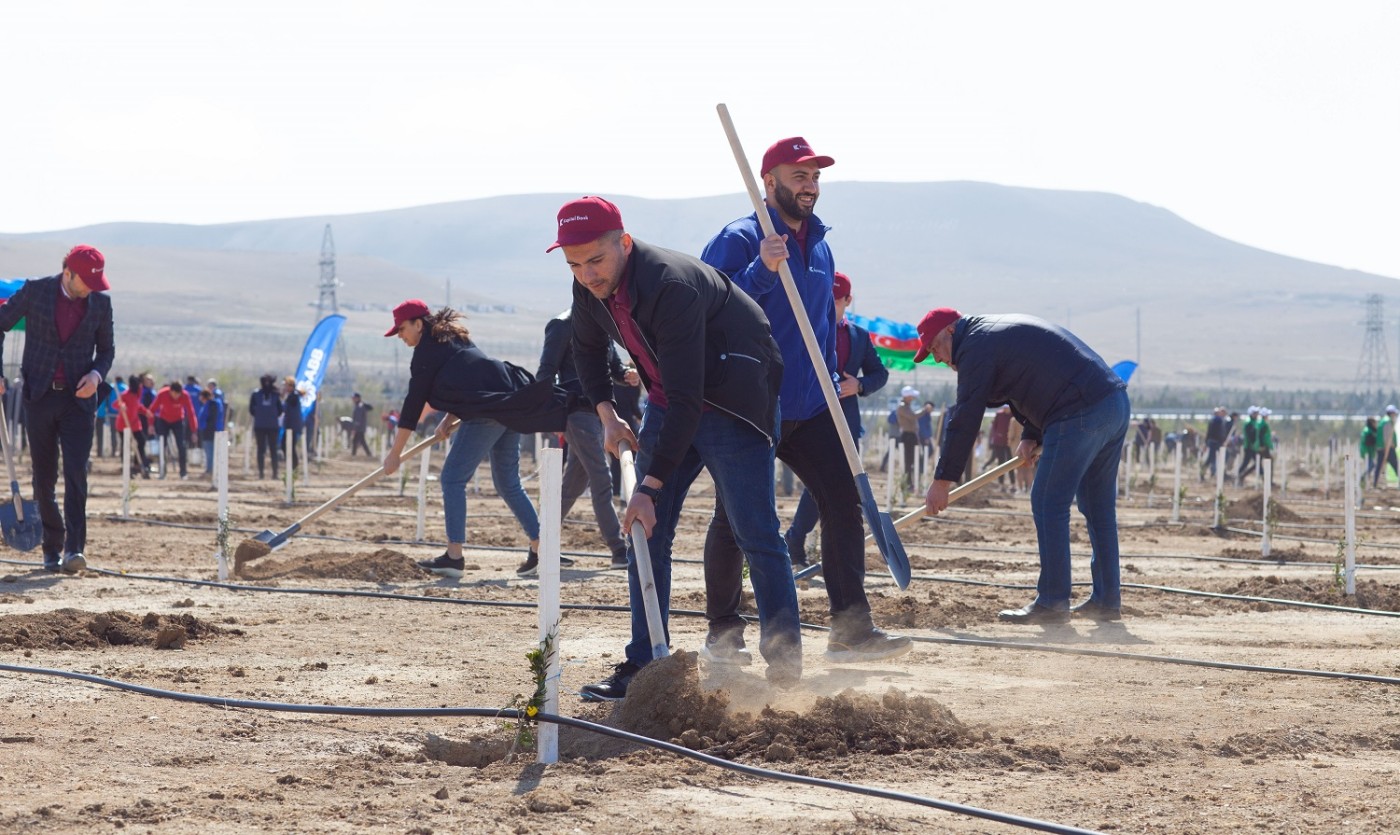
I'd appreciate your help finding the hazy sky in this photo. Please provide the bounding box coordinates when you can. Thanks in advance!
[5,1,1397,278]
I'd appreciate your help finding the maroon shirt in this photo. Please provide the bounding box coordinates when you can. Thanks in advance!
[53,281,89,386]
[606,264,667,409]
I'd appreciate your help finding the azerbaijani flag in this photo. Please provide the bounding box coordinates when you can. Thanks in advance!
[0,279,25,331]
[847,312,943,371]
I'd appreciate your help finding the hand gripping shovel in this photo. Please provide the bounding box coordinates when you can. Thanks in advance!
[717,103,910,589]
[0,399,41,552]
[794,456,1024,582]
[232,419,458,574]
[618,441,668,662]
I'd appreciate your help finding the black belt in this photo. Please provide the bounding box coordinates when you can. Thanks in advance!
[51,382,68,391]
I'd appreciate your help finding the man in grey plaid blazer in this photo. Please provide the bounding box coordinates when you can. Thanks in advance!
[0,245,115,573]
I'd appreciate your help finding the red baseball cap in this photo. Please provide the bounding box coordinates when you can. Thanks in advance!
[912,307,962,363]
[832,271,852,300]
[760,137,835,176]
[547,196,624,252]
[385,299,430,337]
[63,245,110,292]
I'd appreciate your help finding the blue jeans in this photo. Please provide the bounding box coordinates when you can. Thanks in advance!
[441,418,540,545]
[1029,387,1130,609]
[559,410,624,554]
[628,403,801,671]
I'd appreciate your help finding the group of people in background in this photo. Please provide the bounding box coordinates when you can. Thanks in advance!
[97,373,227,480]
[1359,404,1400,487]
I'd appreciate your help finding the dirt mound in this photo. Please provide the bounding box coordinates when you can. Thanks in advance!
[238,549,428,583]
[1226,493,1303,522]
[1213,576,1400,612]
[0,608,238,650]
[614,652,975,762]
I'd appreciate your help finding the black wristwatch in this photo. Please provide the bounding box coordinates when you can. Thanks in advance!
[635,484,662,502]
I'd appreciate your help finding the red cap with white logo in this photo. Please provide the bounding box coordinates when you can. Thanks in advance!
[547,196,624,253]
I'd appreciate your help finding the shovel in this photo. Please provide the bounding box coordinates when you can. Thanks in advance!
[0,398,41,552]
[717,103,910,588]
[616,441,669,662]
[232,418,457,574]
[795,456,1024,582]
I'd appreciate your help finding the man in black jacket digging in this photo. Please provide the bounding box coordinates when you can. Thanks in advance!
[551,195,803,700]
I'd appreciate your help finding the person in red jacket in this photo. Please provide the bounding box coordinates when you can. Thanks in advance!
[150,379,198,479]
[114,374,154,478]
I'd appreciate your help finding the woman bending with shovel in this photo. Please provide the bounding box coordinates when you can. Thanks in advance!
[382,299,581,579]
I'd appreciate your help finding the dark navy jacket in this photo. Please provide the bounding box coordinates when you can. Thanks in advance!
[572,239,783,484]
[536,309,626,399]
[701,208,838,422]
[935,314,1125,482]
[838,319,888,439]
[0,275,115,412]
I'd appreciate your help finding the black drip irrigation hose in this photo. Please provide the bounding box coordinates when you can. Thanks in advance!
[0,662,1102,835]
[907,540,1400,571]
[901,572,1400,619]
[3,559,1396,687]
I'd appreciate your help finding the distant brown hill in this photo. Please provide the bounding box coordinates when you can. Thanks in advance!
[3,182,1396,395]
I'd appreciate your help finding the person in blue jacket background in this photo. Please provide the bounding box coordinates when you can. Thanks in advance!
[783,270,888,565]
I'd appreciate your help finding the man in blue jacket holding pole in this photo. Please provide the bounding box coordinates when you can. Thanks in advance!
[917,308,1130,624]
[700,137,910,663]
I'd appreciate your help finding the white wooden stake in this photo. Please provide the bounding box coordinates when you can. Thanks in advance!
[300,430,310,487]
[242,423,251,475]
[1344,452,1357,596]
[415,442,433,541]
[536,447,563,765]
[215,429,230,580]
[284,430,294,503]
[1261,458,1273,559]
[1324,445,1332,501]
[1170,441,1182,523]
[121,424,132,519]
[1213,447,1226,528]
[885,438,896,510]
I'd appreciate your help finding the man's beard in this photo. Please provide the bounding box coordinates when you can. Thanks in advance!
[774,181,816,222]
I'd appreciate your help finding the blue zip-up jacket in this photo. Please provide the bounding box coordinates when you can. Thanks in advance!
[935,313,1126,482]
[701,207,838,423]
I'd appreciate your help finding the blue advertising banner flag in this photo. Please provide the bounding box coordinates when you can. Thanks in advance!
[295,315,346,419]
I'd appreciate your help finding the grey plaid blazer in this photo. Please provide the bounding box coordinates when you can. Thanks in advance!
[0,275,115,412]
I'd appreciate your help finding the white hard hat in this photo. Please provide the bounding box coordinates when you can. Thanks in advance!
[900,386,919,398]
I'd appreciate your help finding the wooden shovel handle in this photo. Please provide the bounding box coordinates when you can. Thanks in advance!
[292,418,458,530]
[889,455,1025,533]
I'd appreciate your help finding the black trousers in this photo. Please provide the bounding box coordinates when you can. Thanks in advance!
[704,409,873,640]
[254,427,279,477]
[26,389,95,557]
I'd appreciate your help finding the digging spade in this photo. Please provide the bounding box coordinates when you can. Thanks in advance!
[232,418,458,574]
[617,441,668,663]
[716,103,910,588]
[795,456,1024,582]
[0,398,41,552]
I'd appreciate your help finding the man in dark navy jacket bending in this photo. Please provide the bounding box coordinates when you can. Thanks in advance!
[917,308,1130,624]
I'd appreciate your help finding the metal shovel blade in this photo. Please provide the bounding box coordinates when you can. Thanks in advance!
[855,473,911,589]
[0,482,42,553]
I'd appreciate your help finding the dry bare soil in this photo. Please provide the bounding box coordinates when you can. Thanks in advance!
[1,448,1398,834]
